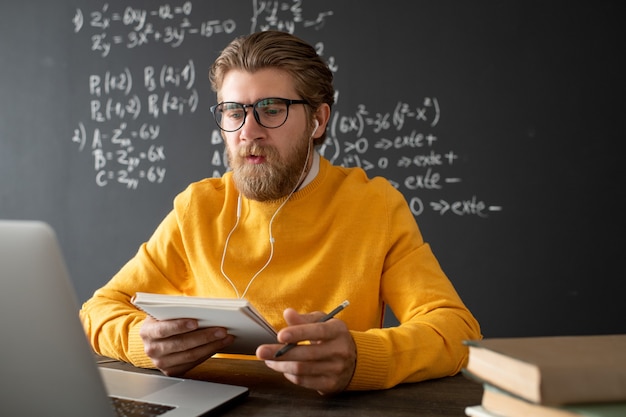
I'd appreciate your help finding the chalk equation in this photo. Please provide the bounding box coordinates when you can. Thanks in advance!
[69,0,502,217]
[72,121,165,188]
[71,60,198,189]
[207,98,503,217]
[72,1,333,57]
[70,0,330,191]
[73,2,236,57]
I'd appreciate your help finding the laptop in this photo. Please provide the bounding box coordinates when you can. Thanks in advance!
[0,220,249,416]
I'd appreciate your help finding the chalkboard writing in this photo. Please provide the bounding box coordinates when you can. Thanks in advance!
[1,1,625,339]
[70,3,211,188]
[68,1,503,222]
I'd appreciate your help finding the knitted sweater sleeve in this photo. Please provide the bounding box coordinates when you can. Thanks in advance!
[79,199,191,368]
[346,184,482,390]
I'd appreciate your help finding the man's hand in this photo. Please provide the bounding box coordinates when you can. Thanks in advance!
[139,316,235,376]
[256,308,356,395]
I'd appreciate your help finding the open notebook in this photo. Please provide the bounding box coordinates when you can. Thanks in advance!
[0,220,248,417]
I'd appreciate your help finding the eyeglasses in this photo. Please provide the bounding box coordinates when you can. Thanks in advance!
[210,97,309,132]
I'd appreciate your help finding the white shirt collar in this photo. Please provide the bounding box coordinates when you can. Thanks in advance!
[298,150,320,190]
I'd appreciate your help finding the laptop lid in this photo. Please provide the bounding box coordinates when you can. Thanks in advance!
[0,220,248,416]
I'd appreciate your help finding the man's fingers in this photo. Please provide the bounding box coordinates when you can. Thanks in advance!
[277,317,342,345]
[283,308,325,325]
[151,335,234,376]
[140,316,198,340]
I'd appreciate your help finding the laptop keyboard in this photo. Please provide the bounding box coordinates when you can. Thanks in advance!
[110,396,175,417]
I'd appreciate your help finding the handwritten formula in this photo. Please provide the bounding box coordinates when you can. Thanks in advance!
[70,0,501,218]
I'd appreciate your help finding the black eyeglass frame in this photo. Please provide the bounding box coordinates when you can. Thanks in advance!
[210,98,309,132]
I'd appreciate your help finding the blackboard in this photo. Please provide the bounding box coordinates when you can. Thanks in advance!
[1,1,625,338]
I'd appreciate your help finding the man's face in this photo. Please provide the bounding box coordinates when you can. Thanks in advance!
[219,68,311,201]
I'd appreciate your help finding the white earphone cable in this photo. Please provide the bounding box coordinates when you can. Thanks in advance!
[220,122,317,298]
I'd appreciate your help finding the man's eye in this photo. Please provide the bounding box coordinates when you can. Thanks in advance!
[262,107,281,116]
[224,110,244,119]
[258,103,286,117]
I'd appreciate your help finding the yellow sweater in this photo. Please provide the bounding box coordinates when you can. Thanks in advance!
[80,156,481,390]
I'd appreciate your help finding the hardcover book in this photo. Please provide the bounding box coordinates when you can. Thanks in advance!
[481,383,626,417]
[463,334,626,405]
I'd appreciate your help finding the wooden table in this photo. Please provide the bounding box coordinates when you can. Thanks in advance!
[98,357,483,416]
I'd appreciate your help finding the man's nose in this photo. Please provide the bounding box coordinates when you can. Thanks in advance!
[239,108,264,140]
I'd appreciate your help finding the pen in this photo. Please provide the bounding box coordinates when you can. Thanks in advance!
[274,300,350,358]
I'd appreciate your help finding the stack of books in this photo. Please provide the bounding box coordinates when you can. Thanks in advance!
[462,334,626,417]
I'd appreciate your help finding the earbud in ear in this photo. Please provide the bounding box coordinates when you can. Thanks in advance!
[313,120,319,134]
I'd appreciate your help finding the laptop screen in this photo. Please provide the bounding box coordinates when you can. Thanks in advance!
[0,220,247,417]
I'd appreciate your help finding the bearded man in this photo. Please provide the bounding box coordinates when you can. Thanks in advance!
[80,30,481,394]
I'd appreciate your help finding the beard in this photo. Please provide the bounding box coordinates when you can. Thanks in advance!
[227,134,310,201]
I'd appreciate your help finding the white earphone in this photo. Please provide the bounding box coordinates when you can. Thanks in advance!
[223,119,319,299]
[311,120,319,139]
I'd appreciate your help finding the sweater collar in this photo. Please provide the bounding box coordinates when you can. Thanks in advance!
[296,150,320,191]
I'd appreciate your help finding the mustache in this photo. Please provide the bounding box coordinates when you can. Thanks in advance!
[238,144,275,158]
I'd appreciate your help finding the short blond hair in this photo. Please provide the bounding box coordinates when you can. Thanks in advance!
[209,30,334,145]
